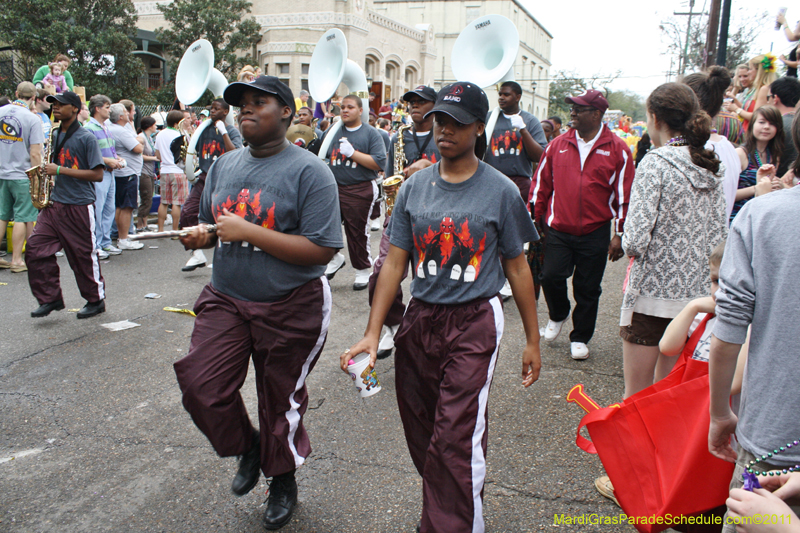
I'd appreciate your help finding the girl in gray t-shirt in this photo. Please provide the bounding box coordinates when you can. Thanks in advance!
[341,82,543,533]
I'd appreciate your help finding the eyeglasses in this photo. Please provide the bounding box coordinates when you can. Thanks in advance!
[570,106,596,115]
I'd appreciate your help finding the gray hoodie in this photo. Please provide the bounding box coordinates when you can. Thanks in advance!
[713,185,800,465]
[621,146,728,325]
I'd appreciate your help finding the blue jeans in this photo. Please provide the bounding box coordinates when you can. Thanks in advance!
[94,171,116,249]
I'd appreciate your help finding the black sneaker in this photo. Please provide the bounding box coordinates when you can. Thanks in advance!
[77,300,105,319]
[231,428,260,496]
[263,470,298,530]
[31,299,65,318]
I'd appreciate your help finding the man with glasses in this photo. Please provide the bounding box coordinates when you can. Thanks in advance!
[530,89,634,360]
[768,77,800,177]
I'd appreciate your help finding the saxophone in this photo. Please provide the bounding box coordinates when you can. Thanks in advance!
[382,124,411,216]
[26,124,58,210]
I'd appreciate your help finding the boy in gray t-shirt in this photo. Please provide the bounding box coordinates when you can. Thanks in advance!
[175,76,343,530]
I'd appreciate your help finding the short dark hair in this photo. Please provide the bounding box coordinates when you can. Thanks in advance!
[770,76,800,108]
[500,81,522,95]
[140,116,156,131]
[88,94,111,117]
[548,116,563,126]
[212,97,230,111]
[343,94,363,108]
[166,110,184,128]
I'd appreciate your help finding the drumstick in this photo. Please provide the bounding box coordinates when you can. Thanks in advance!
[130,224,217,241]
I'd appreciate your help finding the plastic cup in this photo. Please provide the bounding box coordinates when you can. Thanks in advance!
[347,353,381,398]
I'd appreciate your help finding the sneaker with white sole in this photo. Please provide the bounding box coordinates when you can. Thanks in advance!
[165,214,173,226]
[571,342,589,360]
[325,252,346,279]
[97,248,109,260]
[370,219,381,232]
[103,245,122,256]
[55,250,64,257]
[377,324,399,359]
[353,268,371,291]
[117,238,143,250]
[182,249,207,272]
[543,319,565,342]
[499,279,512,301]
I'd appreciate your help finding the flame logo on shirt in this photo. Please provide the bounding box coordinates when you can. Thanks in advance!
[57,148,79,169]
[413,217,486,282]
[200,139,224,164]
[214,188,276,229]
[490,129,522,157]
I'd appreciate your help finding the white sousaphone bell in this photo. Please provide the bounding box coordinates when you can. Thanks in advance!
[451,14,520,142]
[308,28,370,160]
[175,39,234,180]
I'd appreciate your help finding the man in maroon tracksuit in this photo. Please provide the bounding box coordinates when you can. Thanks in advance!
[531,90,634,360]
[26,91,107,319]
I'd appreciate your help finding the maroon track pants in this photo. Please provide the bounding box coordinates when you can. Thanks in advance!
[508,175,532,206]
[26,202,105,305]
[338,181,378,271]
[368,215,407,327]
[174,277,331,477]
[395,296,504,533]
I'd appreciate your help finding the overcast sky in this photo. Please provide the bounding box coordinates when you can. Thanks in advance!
[522,0,792,97]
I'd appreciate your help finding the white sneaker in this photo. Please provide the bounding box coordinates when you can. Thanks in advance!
[325,252,346,280]
[117,238,143,250]
[182,249,207,272]
[370,219,381,231]
[377,324,399,359]
[499,279,513,301]
[165,214,173,226]
[96,248,109,260]
[353,268,371,291]
[55,250,64,257]
[571,342,590,360]
[543,319,565,342]
[103,245,122,255]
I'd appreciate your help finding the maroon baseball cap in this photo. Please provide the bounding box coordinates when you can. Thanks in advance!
[565,89,609,113]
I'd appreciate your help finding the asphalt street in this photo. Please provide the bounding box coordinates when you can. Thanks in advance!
[1,223,645,533]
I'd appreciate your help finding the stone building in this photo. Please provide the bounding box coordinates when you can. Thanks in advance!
[131,0,552,118]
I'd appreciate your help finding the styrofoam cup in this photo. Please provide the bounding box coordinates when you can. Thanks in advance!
[347,352,381,398]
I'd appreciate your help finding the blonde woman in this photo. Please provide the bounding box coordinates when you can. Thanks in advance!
[726,54,778,134]
[237,65,256,83]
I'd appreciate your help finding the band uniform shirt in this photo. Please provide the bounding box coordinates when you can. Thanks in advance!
[154,128,183,174]
[50,126,104,205]
[199,144,344,302]
[387,161,538,305]
[197,122,243,175]
[108,123,143,177]
[385,128,440,177]
[323,124,388,186]
[0,103,46,180]
[484,110,547,178]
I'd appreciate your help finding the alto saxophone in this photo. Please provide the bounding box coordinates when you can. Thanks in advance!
[382,124,411,216]
[26,124,58,210]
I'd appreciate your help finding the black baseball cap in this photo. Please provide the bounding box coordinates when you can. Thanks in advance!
[223,75,296,115]
[424,82,488,124]
[46,91,82,109]
[403,85,437,102]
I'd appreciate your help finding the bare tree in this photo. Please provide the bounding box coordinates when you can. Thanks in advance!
[660,9,769,75]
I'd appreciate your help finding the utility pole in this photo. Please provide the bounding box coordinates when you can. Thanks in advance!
[716,0,732,67]
[674,0,706,75]
[703,0,722,68]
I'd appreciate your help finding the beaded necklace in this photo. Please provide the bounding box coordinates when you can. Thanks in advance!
[665,136,688,147]
[742,439,800,492]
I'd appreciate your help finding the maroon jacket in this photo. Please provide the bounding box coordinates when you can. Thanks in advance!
[531,126,634,236]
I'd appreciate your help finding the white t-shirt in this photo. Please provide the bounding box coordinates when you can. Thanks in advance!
[687,313,716,362]
[154,128,183,174]
[706,136,739,223]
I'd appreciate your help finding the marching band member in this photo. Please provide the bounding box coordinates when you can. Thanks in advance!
[322,95,388,290]
[175,76,343,530]
[343,82,541,533]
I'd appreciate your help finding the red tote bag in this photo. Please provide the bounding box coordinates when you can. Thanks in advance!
[573,315,735,533]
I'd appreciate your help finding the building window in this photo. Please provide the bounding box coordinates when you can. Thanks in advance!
[301,79,309,93]
[277,63,290,75]
[301,63,309,75]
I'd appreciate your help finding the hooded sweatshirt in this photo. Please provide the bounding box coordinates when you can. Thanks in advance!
[620,146,728,326]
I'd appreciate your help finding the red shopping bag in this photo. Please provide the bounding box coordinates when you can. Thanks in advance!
[572,315,735,533]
